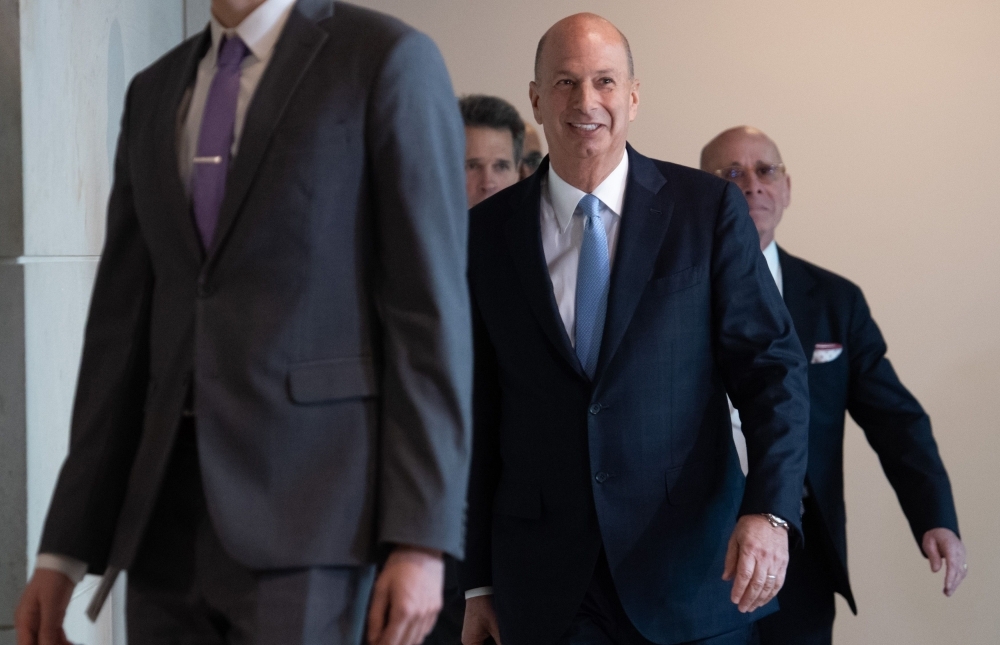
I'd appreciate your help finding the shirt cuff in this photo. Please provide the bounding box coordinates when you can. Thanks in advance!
[465,586,494,600]
[35,553,88,585]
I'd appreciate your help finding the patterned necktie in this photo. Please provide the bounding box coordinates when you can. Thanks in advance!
[574,194,610,378]
[191,35,249,250]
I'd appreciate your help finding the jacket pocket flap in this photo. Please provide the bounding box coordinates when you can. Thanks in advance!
[288,356,378,404]
[494,479,541,519]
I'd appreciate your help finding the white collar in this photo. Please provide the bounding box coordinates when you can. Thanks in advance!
[547,150,630,233]
[209,0,297,63]
[762,239,783,296]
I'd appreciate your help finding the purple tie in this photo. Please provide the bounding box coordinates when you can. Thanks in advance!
[191,35,249,250]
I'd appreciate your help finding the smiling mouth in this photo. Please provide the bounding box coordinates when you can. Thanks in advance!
[570,123,601,132]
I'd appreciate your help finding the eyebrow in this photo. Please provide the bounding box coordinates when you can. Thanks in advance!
[552,68,620,77]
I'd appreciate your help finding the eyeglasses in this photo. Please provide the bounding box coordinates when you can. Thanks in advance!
[714,162,786,184]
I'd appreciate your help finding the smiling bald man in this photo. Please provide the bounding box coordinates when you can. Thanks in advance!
[461,15,811,645]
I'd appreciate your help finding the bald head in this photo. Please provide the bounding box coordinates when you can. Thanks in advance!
[700,126,791,250]
[534,13,634,81]
[700,126,782,172]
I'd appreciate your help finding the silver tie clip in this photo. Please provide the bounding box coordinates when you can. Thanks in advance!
[193,155,223,164]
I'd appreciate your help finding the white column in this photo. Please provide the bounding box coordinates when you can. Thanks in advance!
[1,2,186,644]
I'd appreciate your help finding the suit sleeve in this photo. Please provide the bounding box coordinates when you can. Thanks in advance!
[38,79,154,573]
[711,182,810,539]
[845,288,959,545]
[366,30,473,558]
[461,291,502,590]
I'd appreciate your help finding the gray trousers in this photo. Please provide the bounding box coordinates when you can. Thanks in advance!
[126,419,375,645]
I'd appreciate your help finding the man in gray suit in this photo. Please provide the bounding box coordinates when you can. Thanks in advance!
[14,1,472,644]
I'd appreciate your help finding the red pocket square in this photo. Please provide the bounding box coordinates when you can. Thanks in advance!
[811,343,843,364]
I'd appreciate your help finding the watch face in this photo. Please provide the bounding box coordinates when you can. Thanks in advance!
[763,513,788,529]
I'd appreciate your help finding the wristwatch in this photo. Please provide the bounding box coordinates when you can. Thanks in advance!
[760,513,790,531]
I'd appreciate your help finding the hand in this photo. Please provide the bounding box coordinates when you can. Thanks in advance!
[922,528,967,597]
[722,514,789,613]
[15,569,75,645]
[462,595,501,645]
[366,545,444,645]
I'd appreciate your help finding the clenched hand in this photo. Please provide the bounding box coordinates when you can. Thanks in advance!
[462,594,501,645]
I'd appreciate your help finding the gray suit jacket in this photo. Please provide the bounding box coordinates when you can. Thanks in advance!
[39,0,472,585]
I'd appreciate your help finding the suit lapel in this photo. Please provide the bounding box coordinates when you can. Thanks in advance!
[595,146,671,379]
[504,159,586,379]
[155,27,211,265]
[205,0,333,264]
[778,247,817,358]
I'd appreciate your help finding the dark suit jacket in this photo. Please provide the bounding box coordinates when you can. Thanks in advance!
[39,0,472,580]
[778,247,959,612]
[464,147,811,645]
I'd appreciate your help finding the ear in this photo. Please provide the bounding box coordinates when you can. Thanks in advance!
[782,174,792,209]
[628,79,640,122]
[529,81,543,125]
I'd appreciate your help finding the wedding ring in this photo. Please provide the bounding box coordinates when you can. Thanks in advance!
[766,575,777,580]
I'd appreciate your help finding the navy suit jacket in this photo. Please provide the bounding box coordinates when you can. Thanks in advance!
[465,147,810,645]
[779,247,959,612]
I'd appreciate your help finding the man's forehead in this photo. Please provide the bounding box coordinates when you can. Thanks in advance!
[538,20,631,78]
[717,134,781,163]
[465,126,515,155]
[551,65,622,77]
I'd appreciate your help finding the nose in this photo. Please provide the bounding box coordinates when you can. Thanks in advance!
[572,81,598,113]
[740,172,764,195]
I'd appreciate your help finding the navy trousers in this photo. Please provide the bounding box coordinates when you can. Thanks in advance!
[555,552,759,645]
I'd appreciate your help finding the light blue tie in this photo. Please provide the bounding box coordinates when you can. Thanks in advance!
[574,194,610,378]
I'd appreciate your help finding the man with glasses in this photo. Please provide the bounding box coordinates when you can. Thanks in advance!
[701,126,967,645]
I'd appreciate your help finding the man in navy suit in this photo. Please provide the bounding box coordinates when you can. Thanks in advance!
[461,15,811,645]
[700,126,967,645]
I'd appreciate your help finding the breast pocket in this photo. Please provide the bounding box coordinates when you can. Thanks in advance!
[271,122,354,201]
[649,264,706,294]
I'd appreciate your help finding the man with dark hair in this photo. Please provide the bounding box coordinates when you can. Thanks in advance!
[701,125,966,645]
[460,94,525,207]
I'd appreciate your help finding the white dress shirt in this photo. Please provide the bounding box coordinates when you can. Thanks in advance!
[466,151,630,600]
[178,0,296,193]
[35,0,295,586]
[729,240,783,475]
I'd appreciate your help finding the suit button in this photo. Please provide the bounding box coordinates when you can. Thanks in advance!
[595,472,609,484]
[588,403,602,415]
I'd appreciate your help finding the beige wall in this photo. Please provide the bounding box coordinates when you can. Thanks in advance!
[352,1,1000,643]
